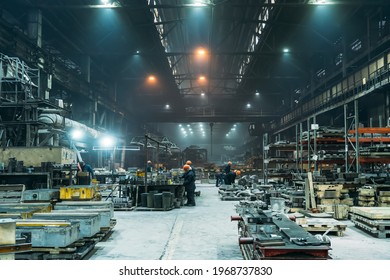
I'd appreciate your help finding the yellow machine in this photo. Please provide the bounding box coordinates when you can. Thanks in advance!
[60,185,97,200]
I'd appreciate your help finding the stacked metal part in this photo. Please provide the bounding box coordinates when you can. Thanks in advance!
[232,201,331,260]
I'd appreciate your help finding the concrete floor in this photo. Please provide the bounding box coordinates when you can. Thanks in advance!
[90,183,390,260]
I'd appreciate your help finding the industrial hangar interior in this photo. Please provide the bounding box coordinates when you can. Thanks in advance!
[0,0,390,261]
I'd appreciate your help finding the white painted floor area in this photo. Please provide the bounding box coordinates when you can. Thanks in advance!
[90,183,390,260]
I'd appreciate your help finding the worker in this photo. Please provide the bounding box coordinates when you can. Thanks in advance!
[224,161,232,185]
[231,170,241,184]
[182,164,196,206]
[186,160,196,179]
[215,168,224,187]
[79,161,95,180]
[146,160,153,172]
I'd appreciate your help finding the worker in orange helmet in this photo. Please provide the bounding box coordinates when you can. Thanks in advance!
[231,170,241,184]
[185,160,196,180]
[182,164,196,206]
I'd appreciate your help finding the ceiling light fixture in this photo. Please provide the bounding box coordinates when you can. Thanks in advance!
[192,0,207,7]
[147,75,156,83]
[283,48,290,53]
[255,90,260,96]
[309,0,331,5]
[196,48,207,56]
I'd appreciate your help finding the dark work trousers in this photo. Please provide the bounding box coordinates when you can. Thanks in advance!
[185,185,196,205]
[224,173,231,185]
[216,173,224,187]
[177,185,185,205]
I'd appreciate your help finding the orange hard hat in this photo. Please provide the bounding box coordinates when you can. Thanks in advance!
[228,161,232,165]
[186,160,192,165]
[236,170,241,175]
[183,164,190,171]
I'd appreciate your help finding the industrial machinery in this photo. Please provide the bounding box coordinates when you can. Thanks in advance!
[232,201,331,260]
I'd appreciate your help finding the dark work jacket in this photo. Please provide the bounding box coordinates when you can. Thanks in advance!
[183,169,196,191]
[224,164,231,174]
[82,164,94,177]
[191,166,196,179]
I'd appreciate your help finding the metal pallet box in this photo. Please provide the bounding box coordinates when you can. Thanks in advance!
[54,201,114,218]
[16,220,80,248]
[32,212,101,238]
[22,189,60,202]
[0,219,16,260]
[52,209,112,229]
[0,203,52,218]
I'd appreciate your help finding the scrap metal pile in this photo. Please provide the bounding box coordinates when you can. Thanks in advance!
[218,175,305,211]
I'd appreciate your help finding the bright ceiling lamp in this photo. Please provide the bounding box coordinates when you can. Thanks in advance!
[99,0,120,8]
[100,135,116,147]
[192,0,208,7]
[309,0,332,4]
[71,129,84,140]
[198,75,206,82]
[196,47,207,56]
[147,75,157,84]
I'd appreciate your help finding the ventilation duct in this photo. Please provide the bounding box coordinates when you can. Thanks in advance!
[38,113,102,139]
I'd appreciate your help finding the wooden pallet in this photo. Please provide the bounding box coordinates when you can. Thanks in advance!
[350,213,390,238]
[352,220,390,238]
[349,207,390,219]
[299,218,347,236]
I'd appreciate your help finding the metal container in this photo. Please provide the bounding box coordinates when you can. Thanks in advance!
[32,212,101,238]
[54,201,114,218]
[0,219,16,260]
[60,185,96,200]
[154,193,163,208]
[52,209,112,229]
[15,219,80,248]
[22,189,60,202]
[162,192,173,210]
[141,193,148,207]
[0,202,52,211]
[0,203,52,218]
[147,191,157,208]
